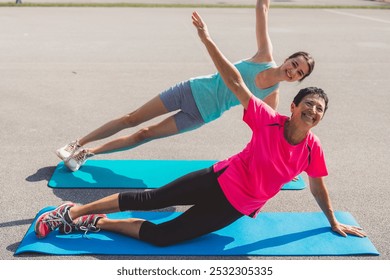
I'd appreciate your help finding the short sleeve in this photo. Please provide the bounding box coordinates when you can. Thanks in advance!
[305,136,328,178]
[243,96,276,131]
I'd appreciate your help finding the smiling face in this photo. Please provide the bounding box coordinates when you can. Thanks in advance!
[281,55,311,82]
[290,94,326,129]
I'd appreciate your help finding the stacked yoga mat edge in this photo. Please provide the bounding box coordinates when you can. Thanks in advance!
[48,159,306,190]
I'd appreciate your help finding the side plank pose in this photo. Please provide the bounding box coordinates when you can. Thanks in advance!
[56,0,315,172]
[34,12,366,246]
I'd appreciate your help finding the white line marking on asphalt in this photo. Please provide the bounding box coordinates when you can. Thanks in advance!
[325,9,390,24]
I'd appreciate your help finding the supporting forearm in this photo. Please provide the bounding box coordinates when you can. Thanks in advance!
[309,177,367,238]
[309,177,338,227]
[313,188,337,227]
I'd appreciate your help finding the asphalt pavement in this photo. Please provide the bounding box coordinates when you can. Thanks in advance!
[0,0,389,267]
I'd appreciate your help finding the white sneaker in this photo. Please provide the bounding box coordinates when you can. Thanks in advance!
[65,148,93,172]
[56,140,81,161]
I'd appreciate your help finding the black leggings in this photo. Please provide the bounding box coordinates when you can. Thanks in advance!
[118,167,243,246]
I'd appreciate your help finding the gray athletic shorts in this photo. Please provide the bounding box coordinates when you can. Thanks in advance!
[159,81,205,132]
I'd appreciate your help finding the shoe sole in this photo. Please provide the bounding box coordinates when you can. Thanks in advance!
[64,159,79,172]
[55,150,79,172]
[34,210,52,239]
[55,150,68,161]
[34,202,75,239]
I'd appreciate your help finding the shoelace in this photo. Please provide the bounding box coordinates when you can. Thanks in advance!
[78,224,100,239]
[64,141,82,163]
[72,149,88,164]
[45,209,73,234]
[64,141,78,153]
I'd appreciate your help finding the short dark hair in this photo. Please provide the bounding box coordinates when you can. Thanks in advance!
[293,87,329,114]
[287,51,315,82]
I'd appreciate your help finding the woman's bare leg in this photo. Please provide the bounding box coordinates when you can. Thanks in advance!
[97,218,144,239]
[69,193,121,218]
[67,193,144,239]
[87,115,179,155]
[78,95,169,147]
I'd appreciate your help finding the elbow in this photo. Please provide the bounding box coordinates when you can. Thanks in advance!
[257,2,269,14]
[310,184,328,200]
[227,77,244,93]
[309,183,321,198]
[310,189,320,200]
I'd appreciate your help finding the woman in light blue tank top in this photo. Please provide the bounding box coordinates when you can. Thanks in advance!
[56,1,315,172]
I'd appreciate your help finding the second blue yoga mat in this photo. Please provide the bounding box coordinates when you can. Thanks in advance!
[15,208,378,256]
[48,159,306,190]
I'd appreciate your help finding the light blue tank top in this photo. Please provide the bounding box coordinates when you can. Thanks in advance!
[189,60,279,123]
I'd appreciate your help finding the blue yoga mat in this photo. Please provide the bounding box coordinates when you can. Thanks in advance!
[48,160,306,190]
[15,207,378,256]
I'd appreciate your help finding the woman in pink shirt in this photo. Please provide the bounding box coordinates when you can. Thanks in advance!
[34,12,365,246]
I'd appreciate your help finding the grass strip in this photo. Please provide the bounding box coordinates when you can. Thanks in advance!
[1,2,390,9]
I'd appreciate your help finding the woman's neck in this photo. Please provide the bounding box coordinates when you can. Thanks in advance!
[256,67,283,89]
[283,119,309,145]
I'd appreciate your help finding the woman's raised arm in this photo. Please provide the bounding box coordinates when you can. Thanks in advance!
[252,0,273,63]
[192,11,253,109]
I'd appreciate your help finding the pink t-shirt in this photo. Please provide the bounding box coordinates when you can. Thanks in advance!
[213,96,328,217]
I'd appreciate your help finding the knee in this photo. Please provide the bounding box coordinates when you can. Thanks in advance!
[139,222,179,247]
[122,111,141,128]
[148,237,174,247]
[134,127,155,143]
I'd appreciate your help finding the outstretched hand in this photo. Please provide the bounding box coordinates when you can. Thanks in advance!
[192,11,210,43]
[332,223,367,238]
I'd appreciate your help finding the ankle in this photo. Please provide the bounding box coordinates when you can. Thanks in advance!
[78,138,87,146]
[64,208,74,224]
[95,216,106,228]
